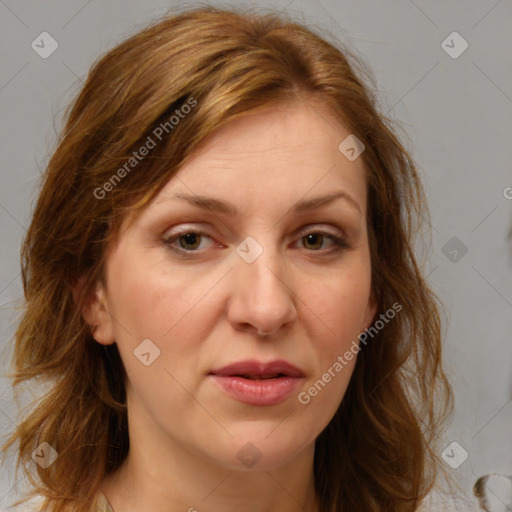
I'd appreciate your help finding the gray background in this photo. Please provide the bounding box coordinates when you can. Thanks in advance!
[1,0,511,509]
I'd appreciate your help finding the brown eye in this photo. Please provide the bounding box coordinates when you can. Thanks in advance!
[163,229,215,255]
[300,232,347,252]
[302,233,324,250]
[178,233,202,250]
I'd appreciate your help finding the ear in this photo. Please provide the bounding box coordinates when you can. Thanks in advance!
[73,275,116,346]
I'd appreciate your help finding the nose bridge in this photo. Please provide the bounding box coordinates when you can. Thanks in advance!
[238,235,287,296]
[230,233,296,333]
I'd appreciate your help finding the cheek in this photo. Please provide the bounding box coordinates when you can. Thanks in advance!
[306,262,372,346]
[103,252,219,413]
[106,247,211,341]
[297,259,371,401]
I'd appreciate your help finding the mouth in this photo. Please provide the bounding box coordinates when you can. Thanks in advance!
[231,373,288,380]
[208,359,305,406]
[209,359,305,379]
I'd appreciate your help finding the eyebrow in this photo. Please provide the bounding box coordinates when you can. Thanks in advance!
[166,190,362,216]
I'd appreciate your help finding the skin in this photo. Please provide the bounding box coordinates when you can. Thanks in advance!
[86,100,377,512]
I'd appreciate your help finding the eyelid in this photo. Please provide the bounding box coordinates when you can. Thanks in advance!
[294,221,351,245]
[297,224,346,239]
[163,223,211,236]
[163,224,346,241]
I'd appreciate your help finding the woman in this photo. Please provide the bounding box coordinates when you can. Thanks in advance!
[1,6,453,511]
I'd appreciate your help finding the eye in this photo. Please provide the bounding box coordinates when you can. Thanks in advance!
[163,229,216,254]
[162,226,349,257]
[297,230,349,253]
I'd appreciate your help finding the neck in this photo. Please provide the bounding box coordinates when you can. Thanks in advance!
[100,394,320,512]
[101,449,320,512]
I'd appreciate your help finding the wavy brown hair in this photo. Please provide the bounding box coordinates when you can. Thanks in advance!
[1,6,453,512]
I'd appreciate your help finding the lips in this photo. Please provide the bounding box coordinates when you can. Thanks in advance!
[209,360,305,379]
[208,360,305,406]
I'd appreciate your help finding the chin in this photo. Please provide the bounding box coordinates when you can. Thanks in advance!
[216,434,314,472]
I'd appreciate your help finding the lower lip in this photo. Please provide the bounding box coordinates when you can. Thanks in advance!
[209,375,302,406]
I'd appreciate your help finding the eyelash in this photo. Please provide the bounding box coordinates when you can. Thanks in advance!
[162,227,349,257]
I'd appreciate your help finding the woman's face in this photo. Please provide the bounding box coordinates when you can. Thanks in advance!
[89,101,376,472]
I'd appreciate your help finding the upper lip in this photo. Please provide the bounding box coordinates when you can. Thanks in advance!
[209,359,305,378]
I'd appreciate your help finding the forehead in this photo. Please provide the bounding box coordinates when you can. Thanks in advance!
[152,101,368,217]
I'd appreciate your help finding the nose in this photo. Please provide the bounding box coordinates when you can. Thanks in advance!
[227,241,298,337]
